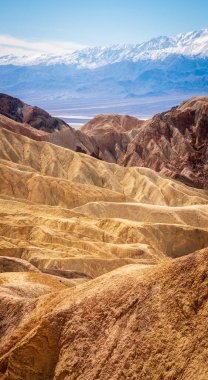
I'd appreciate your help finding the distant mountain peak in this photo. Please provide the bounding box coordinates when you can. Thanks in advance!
[0,29,208,68]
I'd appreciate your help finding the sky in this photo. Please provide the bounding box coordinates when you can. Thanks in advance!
[0,0,208,56]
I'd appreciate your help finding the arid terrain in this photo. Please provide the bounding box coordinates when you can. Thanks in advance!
[0,95,208,379]
[1,94,208,188]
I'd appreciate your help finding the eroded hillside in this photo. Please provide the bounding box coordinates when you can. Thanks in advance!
[0,127,208,379]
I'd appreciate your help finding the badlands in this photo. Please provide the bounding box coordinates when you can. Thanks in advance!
[0,96,207,379]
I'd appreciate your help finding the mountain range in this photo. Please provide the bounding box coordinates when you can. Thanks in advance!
[0,29,207,106]
[1,29,208,67]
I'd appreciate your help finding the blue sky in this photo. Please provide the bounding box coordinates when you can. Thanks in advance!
[0,0,208,55]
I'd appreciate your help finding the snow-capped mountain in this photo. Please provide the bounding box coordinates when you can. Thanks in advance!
[0,29,207,108]
[0,29,208,68]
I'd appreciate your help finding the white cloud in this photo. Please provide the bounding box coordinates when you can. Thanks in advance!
[0,34,86,56]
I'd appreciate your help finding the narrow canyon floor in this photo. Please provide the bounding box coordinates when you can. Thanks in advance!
[0,127,208,380]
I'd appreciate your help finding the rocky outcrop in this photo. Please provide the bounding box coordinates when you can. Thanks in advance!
[120,97,208,188]
[0,93,69,133]
[81,96,208,188]
[79,114,144,163]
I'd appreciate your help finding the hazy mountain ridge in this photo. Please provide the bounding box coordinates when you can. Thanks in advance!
[0,56,207,105]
